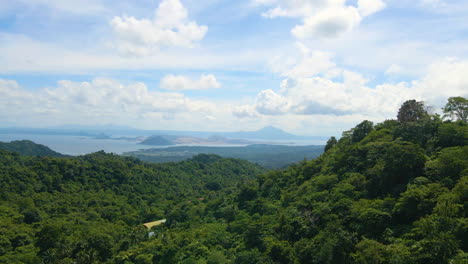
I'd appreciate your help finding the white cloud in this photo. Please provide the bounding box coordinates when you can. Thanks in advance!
[268,42,341,79]
[256,0,386,39]
[255,89,290,115]
[292,7,362,39]
[232,105,260,118]
[283,48,337,78]
[159,74,221,91]
[110,0,208,56]
[0,78,217,126]
[412,57,468,104]
[358,0,386,16]
[235,57,468,119]
[0,79,21,95]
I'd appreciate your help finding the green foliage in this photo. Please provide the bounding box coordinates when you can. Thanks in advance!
[443,96,467,123]
[325,136,338,152]
[351,238,413,264]
[0,151,263,263]
[351,120,374,143]
[425,146,468,187]
[0,140,64,157]
[436,122,467,148]
[1,97,466,263]
[397,99,428,123]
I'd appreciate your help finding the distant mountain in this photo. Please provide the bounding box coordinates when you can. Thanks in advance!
[0,140,65,157]
[219,126,307,140]
[140,135,255,146]
[139,136,175,146]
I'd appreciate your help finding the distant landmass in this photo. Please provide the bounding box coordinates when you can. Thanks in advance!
[140,136,175,146]
[0,140,65,157]
[124,144,324,169]
[218,126,310,140]
[140,135,256,146]
[0,125,327,141]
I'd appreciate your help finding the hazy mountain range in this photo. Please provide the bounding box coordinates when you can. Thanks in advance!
[0,125,327,141]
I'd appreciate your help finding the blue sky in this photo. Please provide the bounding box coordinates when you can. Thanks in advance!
[0,0,467,136]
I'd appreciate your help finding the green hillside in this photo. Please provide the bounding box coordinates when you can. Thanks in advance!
[0,140,64,157]
[0,98,466,263]
[0,152,264,263]
[114,99,467,264]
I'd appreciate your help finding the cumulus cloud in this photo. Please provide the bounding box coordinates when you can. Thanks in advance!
[159,74,221,91]
[256,0,386,38]
[269,43,342,80]
[232,105,260,118]
[235,57,468,119]
[358,0,387,16]
[282,45,338,78]
[110,0,208,56]
[255,89,290,115]
[292,7,362,39]
[0,78,216,126]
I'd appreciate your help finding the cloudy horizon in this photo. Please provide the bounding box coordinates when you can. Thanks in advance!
[1,0,467,136]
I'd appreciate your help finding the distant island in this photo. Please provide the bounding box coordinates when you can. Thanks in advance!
[140,136,175,146]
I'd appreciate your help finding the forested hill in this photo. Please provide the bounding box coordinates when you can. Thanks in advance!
[114,99,467,263]
[0,140,64,157]
[0,151,264,263]
[0,98,467,264]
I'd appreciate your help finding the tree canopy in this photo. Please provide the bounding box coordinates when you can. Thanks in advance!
[443,96,467,123]
[397,99,428,123]
[0,97,466,263]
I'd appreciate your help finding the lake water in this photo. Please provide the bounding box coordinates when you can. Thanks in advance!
[0,134,326,156]
[0,134,156,155]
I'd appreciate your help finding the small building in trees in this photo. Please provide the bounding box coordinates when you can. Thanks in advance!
[143,219,166,229]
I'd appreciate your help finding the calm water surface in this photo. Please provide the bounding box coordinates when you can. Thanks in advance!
[0,134,326,156]
[0,134,155,155]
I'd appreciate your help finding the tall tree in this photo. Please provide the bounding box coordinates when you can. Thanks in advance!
[351,120,374,143]
[324,136,337,152]
[443,96,467,123]
[397,100,428,123]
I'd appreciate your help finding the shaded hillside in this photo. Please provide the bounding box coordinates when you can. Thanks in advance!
[0,140,64,157]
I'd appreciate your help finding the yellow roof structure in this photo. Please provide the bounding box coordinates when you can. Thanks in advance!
[143,219,166,229]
